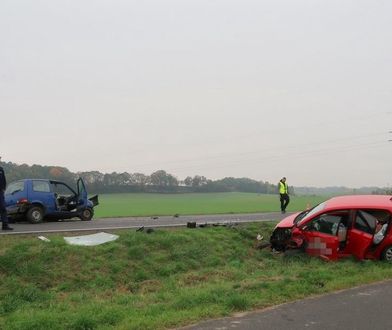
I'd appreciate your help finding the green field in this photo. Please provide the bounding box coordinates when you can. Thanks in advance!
[1,222,391,330]
[94,193,327,218]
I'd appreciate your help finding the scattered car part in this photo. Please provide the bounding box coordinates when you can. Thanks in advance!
[37,236,50,242]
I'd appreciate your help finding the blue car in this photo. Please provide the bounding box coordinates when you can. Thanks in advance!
[4,178,99,223]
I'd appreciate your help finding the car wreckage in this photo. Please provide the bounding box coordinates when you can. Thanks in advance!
[270,195,392,262]
[5,178,98,223]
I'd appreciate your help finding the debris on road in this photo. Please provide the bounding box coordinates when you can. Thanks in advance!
[187,221,239,229]
[255,233,271,249]
[137,226,154,234]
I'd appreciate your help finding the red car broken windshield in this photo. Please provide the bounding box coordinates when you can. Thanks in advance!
[296,201,327,226]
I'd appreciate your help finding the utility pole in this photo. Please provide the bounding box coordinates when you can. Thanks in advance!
[388,132,392,194]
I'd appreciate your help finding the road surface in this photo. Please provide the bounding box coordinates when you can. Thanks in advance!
[0,212,288,235]
[182,280,392,330]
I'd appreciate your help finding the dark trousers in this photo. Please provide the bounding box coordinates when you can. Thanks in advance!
[0,191,9,226]
[280,193,290,212]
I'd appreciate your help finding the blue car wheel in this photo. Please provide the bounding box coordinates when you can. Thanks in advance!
[80,208,93,221]
[26,206,44,224]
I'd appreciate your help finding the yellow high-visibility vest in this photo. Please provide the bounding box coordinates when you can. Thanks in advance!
[279,181,288,194]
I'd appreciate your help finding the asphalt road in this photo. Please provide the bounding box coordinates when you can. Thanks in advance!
[0,212,288,235]
[182,280,392,330]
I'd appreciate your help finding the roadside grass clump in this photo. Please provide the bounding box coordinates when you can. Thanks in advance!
[0,283,52,315]
[1,222,392,329]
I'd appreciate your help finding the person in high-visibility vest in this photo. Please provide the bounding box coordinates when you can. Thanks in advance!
[278,177,289,214]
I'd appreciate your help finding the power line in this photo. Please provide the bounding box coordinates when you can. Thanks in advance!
[123,111,390,152]
[144,141,387,174]
[128,132,387,169]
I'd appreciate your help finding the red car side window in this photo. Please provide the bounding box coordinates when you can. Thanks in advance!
[354,210,382,235]
[309,211,349,236]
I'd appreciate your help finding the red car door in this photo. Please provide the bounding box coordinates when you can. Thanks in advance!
[346,210,377,260]
[346,229,373,260]
[301,211,349,261]
[304,231,339,261]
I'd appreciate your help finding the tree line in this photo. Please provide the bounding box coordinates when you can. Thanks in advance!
[0,161,278,194]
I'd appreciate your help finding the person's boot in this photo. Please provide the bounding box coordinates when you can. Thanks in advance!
[2,224,13,231]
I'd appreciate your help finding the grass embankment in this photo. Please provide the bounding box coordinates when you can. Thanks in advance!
[94,193,326,218]
[1,223,392,330]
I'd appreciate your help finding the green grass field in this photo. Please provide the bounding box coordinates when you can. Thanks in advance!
[1,222,392,330]
[94,193,327,218]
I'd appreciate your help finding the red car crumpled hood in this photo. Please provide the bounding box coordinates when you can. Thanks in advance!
[276,212,301,228]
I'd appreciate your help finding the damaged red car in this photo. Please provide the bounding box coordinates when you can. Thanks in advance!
[270,195,392,261]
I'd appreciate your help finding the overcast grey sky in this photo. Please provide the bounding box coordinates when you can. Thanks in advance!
[1,0,391,187]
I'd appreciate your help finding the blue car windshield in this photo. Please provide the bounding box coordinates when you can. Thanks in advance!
[296,201,327,226]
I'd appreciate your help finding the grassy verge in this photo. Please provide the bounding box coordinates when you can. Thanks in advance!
[1,222,391,330]
[94,193,326,218]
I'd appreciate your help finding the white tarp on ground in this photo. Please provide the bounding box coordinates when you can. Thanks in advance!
[64,232,119,246]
